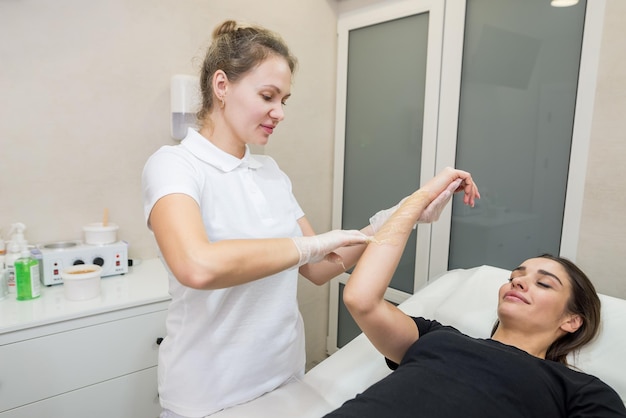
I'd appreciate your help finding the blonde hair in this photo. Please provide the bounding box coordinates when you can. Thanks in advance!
[197,20,298,124]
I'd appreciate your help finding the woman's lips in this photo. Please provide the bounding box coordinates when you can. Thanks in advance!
[504,291,529,304]
[261,124,275,134]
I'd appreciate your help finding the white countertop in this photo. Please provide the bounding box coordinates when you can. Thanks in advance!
[0,258,171,336]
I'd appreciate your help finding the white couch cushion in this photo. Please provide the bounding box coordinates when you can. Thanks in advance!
[573,294,626,403]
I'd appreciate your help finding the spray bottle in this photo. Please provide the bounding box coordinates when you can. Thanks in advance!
[5,223,28,295]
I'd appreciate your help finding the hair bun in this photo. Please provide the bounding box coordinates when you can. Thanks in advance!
[213,20,238,38]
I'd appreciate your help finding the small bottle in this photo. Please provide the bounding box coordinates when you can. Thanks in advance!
[6,223,29,295]
[0,269,7,301]
[5,241,20,294]
[0,237,6,269]
[0,238,6,300]
[15,249,41,301]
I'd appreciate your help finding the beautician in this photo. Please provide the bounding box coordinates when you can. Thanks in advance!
[142,19,458,418]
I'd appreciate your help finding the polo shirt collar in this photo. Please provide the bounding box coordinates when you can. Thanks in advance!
[181,128,263,172]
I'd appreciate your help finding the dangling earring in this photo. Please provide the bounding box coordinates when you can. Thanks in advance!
[219,96,225,109]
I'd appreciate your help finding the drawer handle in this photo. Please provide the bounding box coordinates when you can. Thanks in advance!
[156,337,164,345]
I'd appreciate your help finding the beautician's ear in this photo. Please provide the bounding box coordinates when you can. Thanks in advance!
[213,70,229,96]
[561,314,583,334]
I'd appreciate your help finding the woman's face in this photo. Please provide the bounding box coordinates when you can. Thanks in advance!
[223,55,292,148]
[497,257,576,335]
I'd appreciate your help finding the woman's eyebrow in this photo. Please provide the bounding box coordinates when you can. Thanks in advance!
[538,269,563,285]
[261,84,291,97]
[511,266,563,286]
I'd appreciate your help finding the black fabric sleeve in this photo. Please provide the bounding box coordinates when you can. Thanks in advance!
[384,317,443,370]
[569,377,626,417]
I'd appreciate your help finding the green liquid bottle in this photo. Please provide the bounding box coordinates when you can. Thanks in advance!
[15,250,41,301]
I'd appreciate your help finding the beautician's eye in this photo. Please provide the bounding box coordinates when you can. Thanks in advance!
[262,94,272,101]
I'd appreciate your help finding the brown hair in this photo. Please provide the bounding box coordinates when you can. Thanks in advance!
[197,20,298,124]
[491,254,601,366]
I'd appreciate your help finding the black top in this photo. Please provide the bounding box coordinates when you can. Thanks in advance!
[324,317,626,418]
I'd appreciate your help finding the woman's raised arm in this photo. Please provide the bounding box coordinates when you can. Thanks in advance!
[343,168,479,364]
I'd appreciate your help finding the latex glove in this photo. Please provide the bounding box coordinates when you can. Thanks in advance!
[291,230,369,267]
[369,179,462,233]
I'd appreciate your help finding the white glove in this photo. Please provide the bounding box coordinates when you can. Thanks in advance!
[291,230,369,267]
[369,179,462,233]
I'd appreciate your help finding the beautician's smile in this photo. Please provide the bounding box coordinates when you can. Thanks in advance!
[261,124,275,134]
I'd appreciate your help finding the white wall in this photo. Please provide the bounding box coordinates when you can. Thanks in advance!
[577,0,626,298]
[1,0,624,369]
[0,0,339,370]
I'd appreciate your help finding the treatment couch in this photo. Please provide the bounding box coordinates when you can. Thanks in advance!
[212,265,626,417]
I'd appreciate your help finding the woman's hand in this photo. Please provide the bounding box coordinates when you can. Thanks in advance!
[416,178,462,223]
[419,167,480,208]
[369,168,480,233]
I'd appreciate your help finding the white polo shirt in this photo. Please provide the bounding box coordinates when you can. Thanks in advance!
[142,128,306,417]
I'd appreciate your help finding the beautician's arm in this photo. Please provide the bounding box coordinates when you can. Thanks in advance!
[149,193,367,290]
[297,217,373,286]
[343,168,479,364]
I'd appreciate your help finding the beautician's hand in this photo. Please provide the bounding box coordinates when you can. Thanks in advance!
[292,230,369,267]
[369,179,462,233]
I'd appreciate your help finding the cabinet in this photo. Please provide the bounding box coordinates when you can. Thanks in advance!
[0,258,170,418]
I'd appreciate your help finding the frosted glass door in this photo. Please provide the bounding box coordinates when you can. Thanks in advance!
[341,13,428,294]
[448,0,588,271]
[330,0,445,351]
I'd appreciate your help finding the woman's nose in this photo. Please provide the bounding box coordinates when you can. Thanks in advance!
[511,276,526,290]
[269,104,285,121]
